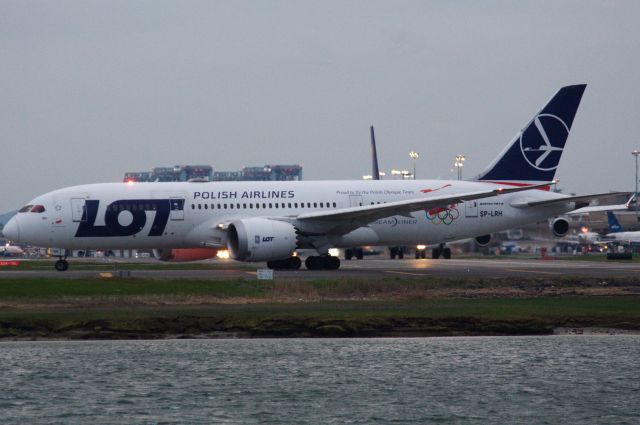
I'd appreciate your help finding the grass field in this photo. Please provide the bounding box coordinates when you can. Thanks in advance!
[0,275,639,338]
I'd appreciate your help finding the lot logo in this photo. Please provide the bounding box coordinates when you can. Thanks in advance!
[520,114,569,171]
[75,199,183,237]
[425,204,459,225]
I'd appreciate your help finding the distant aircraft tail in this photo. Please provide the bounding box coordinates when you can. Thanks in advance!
[607,211,624,233]
[476,84,587,185]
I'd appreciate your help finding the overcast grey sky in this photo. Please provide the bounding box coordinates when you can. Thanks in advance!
[2,1,640,212]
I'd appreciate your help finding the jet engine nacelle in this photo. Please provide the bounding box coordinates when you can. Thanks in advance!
[550,217,570,237]
[227,218,297,262]
[153,248,218,262]
[474,234,492,246]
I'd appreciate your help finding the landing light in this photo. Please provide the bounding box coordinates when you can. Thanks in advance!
[126,180,135,185]
[580,226,589,234]
[328,248,340,257]
[416,244,427,250]
[216,250,230,259]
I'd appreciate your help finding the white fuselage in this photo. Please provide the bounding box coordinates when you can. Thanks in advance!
[606,231,640,244]
[7,179,570,252]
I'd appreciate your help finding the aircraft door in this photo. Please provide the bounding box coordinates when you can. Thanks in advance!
[465,200,478,218]
[349,195,363,207]
[169,198,185,221]
[71,198,87,222]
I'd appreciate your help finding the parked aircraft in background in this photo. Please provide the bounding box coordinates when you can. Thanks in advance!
[4,84,624,271]
[605,212,640,244]
[0,244,24,257]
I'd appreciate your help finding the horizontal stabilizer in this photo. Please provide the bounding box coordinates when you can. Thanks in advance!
[511,192,629,210]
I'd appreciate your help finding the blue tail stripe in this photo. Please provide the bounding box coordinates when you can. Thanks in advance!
[477,84,586,182]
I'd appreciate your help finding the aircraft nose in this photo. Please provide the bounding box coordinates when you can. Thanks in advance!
[2,217,20,241]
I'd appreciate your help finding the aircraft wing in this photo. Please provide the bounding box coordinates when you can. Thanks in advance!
[294,181,553,232]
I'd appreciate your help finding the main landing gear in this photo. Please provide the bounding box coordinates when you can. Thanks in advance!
[431,243,451,259]
[305,255,340,270]
[267,256,302,270]
[54,257,69,272]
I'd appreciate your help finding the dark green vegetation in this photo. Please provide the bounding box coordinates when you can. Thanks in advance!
[1,276,639,339]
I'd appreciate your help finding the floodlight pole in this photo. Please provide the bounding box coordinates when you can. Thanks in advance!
[634,150,640,222]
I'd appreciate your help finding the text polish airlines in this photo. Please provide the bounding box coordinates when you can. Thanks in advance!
[4,84,614,271]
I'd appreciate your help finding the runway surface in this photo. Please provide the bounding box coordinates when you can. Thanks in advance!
[1,257,639,280]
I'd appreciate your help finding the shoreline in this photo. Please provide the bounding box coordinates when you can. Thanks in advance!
[3,308,640,340]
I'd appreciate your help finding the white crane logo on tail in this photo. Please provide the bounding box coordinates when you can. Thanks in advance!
[519,114,569,171]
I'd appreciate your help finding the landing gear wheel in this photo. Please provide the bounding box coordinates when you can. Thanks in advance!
[355,248,364,260]
[54,259,69,272]
[267,256,302,270]
[305,255,340,270]
[443,247,452,259]
[289,256,302,269]
[327,255,340,270]
[432,248,441,259]
[398,249,404,259]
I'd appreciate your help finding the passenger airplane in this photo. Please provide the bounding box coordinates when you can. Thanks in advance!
[0,244,24,257]
[605,212,640,244]
[2,84,616,271]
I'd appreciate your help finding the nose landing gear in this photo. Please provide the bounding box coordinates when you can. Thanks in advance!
[54,251,69,271]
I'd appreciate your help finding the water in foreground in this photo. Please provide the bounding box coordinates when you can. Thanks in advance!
[1,336,639,424]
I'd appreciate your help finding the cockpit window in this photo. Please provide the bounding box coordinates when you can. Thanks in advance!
[19,205,34,213]
[31,205,46,213]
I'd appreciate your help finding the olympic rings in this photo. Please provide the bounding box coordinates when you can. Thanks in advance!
[425,205,459,225]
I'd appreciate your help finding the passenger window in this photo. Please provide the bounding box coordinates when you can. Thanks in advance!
[217,204,221,209]
[224,204,227,209]
[333,202,337,207]
[288,203,292,208]
[256,203,260,209]
[191,204,195,209]
[263,203,266,209]
[250,203,253,209]
[243,203,247,209]
[301,203,304,208]
[307,202,311,208]
[320,202,324,208]
[269,203,272,208]
[313,202,317,208]
[295,203,298,208]
[230,204,234,209]
[198,204,202,209]
[211,204,214,209]
[204,204,208,209]
[236,203,240,209]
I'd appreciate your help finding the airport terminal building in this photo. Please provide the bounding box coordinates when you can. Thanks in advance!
[124,164,303,183]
